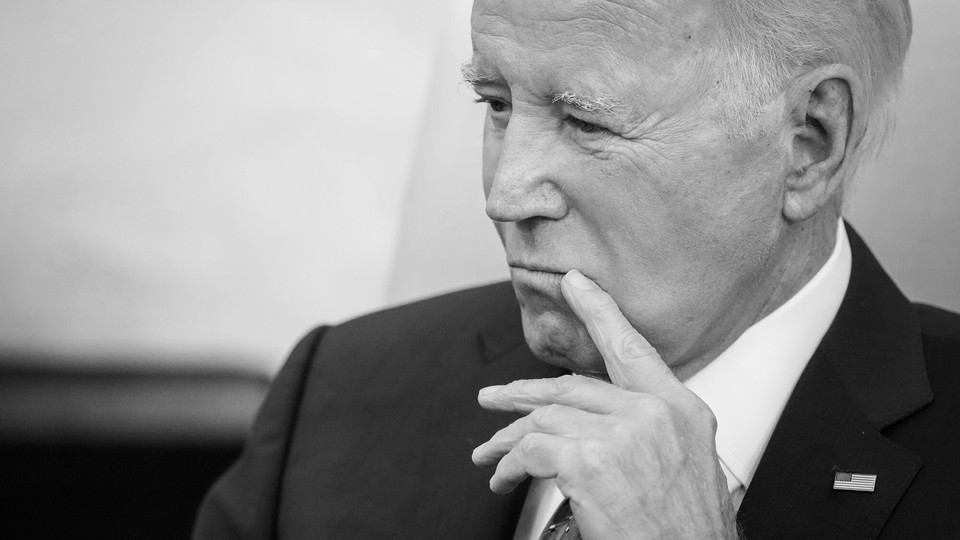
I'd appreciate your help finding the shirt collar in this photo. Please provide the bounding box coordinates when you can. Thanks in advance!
[683,219,851,492]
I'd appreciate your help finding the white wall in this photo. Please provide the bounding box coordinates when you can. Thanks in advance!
[385,0,507,305]
[1,1,957,374]
[0,0,442,372]
[845,2,960,310]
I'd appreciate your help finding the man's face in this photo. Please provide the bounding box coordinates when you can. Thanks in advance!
[470,0,790,376]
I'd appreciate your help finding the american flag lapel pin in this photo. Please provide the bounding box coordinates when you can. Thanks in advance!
[833,471,877,492]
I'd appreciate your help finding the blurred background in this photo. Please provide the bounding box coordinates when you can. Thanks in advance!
[1,1,958,537]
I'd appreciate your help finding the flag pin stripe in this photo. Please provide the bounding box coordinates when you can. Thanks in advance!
[833,472,877,492]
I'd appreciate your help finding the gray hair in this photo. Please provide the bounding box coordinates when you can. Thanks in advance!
[711,0,912,175]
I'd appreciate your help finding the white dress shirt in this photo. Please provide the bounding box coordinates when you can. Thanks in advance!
[513,220,852,540]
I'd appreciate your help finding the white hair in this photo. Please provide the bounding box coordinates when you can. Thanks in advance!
[710,0,912,175]
[551,91,618,113]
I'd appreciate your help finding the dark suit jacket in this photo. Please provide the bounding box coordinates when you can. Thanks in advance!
[195,227,960,539]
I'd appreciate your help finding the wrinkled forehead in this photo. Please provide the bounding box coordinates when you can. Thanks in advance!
[470,0,717,99]
[471,0,716,61]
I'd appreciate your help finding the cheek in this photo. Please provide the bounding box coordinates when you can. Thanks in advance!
[608,136,779,237]
[570,136,780,289]
[481,116,502,198]
[564,148,675,247]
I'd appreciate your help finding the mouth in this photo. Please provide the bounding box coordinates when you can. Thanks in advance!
[508,265,567,292]
[508,262,567,275]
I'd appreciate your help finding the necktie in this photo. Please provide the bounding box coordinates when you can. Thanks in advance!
[539,499,581,540]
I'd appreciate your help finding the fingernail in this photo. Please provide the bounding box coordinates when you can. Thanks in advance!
[564,269,595,290]
[478,385,503,397]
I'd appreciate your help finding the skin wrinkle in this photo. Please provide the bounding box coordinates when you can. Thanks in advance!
[601,0,664,28]
[471,4,715,124]
[472,0,712,64]
[474,3,649,37]
[472,13,635,56]
[472,0,846,380]
[466,54,704,138]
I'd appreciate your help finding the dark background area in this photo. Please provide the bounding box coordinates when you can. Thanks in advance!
[1,442,240,539]
[0,360,267,539]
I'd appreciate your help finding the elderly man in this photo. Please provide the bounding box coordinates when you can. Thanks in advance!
[195,0,960,538]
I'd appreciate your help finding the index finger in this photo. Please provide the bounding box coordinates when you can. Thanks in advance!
[560,269,679,395]
[478,374,635,414]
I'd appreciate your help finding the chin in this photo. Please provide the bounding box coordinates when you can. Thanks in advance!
[509,266,609,376]
[517,300,608,377]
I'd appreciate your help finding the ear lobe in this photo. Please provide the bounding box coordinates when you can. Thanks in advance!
[783,67,857,222]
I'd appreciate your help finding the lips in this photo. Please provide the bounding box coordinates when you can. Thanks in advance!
[508,265,567,294]
[507,263,567,275]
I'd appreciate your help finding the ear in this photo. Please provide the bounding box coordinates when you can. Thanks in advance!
[781,64,864,221]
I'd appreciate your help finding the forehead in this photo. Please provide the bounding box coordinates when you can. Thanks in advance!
[470,0,717,107]
[472,0,714,51]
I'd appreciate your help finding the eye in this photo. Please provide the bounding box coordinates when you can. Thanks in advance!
[566,116,608,135]
[474,97,510,113]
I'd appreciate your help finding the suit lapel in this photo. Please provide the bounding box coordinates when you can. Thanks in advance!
[737,350,924,539]
[738,224,932,539]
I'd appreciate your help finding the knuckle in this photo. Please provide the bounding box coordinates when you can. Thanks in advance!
[551,375,578,397]
[529,404,561,428]
[704,408,719,433]
[615,331,654,359]
[517,432,545,456]
[491,424,512,443]
[577,439,610,473]
[503,378,530,395]
[643,395,671,418]
[493,451,513,476]
[689,397,719,433]
[593,298,624,325]
[634,396,676,432]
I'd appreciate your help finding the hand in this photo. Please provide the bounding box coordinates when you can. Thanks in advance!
[472,270,736,539]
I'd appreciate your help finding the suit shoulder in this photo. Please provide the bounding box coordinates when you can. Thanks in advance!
[315,281,521,360]
[915,303,960,343]
[913,303,960,404]
[339,280,517,334]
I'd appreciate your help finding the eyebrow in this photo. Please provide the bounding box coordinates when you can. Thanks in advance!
[551,91,619,114]
[461,63,622,116]
[461,63,499,86]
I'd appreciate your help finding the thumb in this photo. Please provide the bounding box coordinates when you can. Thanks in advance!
[560,269,679,394]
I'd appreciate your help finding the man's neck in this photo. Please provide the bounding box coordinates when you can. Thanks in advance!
[754,212,839,325]
[671,211,840,382]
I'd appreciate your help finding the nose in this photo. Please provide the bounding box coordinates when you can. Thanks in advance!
[485,118,568,223]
